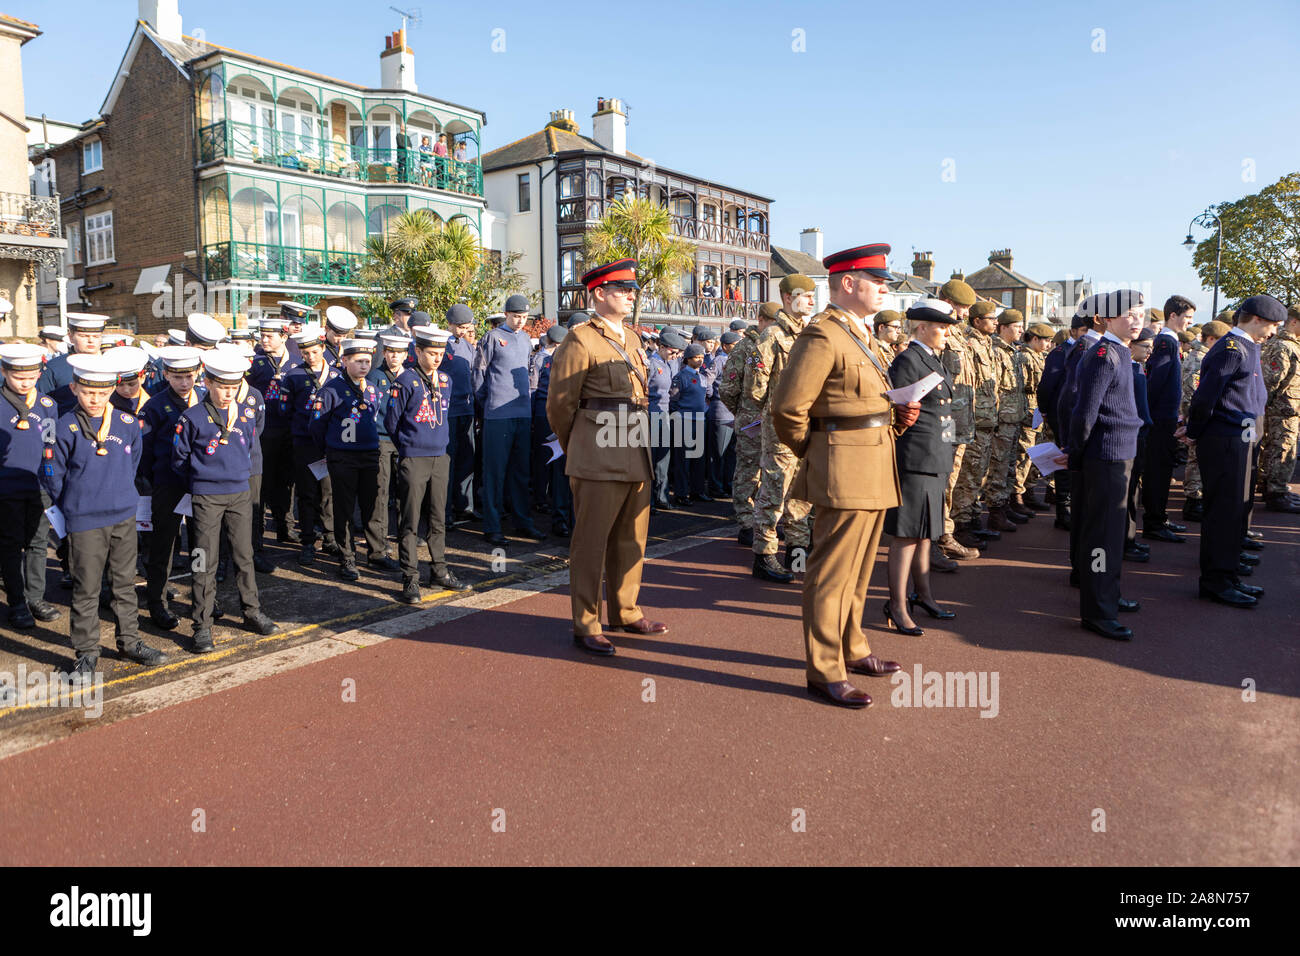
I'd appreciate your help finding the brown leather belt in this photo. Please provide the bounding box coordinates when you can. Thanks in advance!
[580,398,648,411]
[812,411,892,432]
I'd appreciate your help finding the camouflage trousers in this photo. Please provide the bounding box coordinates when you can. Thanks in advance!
[943,442,968,535]
[981,420,1022,509]
[1259,412,1299,496]
[1013,424,1041,495]
[951,422,995,525]
[1184,443,1201,498]
[752,413,812,555]
[731,410,762,529]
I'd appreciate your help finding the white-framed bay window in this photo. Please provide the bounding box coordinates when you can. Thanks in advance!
[85,212,114,265]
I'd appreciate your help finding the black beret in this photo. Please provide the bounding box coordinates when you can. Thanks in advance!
[728,319,749,332]
[693,325,718,341]
[682,343,706,360]
[410,310,433,327]
[659,330,688,350]
[1238,294,1286,324]
[445,304,473,325]
[1136,327,1156,342]
[504,294,530,313]
[545,325,567,345]
[720,331,742,345]
[1095,289,1144,319]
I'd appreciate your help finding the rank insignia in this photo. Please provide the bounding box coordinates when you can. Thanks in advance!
[1225,340,1239,351]
[68,423,78,432]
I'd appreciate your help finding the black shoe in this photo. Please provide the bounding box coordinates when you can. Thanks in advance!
[430,568,471,592]
[484,532,507,547]
[1164,520,1187,533]
[752,553,794,583]
[253,552,275,574]
[1244,529,1263,541]
[1053,516,1071,531]
[338,559,360,582]
[367,554,401,573]
[149,603,180,631]
[67,653,99,685]
[883,602,923,636]
[29,600,60,622]
[7,604,34,629]
[907,592,956,620]
[1232,581,1264,598]
[1238,552,1261,566]
[1117,597,1140,613]
[973,527,1001,541]
[694,493,716,503]
[298,544,316,567]
[672,495,693,509]
[1143,526,1185,543]
[1123,546,1150,563]
[737,527,754,548]
[118,641,167,666]
[243,610,277,635]
[448,512,473,528]
[1182,498,1204,522]
[192,628,215,653]
[513,525,546,541]
[398,577,421,604]
[1235,562,1254,577]
[1241,537,1264,552]
[1198,584,1257,608]
[1082,618,1132,640]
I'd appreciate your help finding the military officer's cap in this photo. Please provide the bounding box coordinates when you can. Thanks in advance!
[682,343,706,360]
[1176,330,1194,344]
[230,328,253,341]
[324,306,360,334]
[659,330,689,350]
[720,331,742,345]
[997,308,1025,326]
[38,326,66,342]
[1146,307,1165,323]
[906,298,959,325]
[412,325,451,348]
[446,304,474,326]
[545,325,568,345]
[202,350,251,385]
[729,319,749,331]
[379,333,411,351]
[1095,289,1144,319]
[758,302,783,321]
[504,294,530,313]
[289,324,326,347]
[0,343,45,371]
[1202,320,1230,339]
[779,274,816,295]
[186,313,226,347]
[66,353,118,386]
[340,338,375,357]
[278,300,312,321]
[1238,294,1287,324]
[823,243,892,280]
[1136,327,1156,342]
[938,279,977,307]
[969,301,998,319]
[103,345,150,380]
[390,296,418,313]
[65,312,109,331]
[692,325,718,341]
[581,258,639,291]
[155,345,203,372]
[1029,323,1056,339]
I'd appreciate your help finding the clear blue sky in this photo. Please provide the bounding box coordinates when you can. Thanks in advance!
[20,0,1300,314]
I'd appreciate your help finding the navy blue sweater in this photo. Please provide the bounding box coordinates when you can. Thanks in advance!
[669,364,708,413]
[282,362,338,444]
[1186,332,1268,440]
[385,366,451,458]
[707,351,735,424]
[239,383,265,477]
[0,389,55,497]
[36,352,78,416]
[248,351,295,429]
[647,352,673,412]
[1066,337,1142,468]
[367,362,405,440]
[473,325,532,419]
[530,349,554,418]
[1036,339,1072,436]
[1143,330,1182,421]
[440,336,475,418]
[140,387,204,491]
[172,398,256,495]
[309,374,381,455]
[1132,362,1153,427]
[42,408,142,533]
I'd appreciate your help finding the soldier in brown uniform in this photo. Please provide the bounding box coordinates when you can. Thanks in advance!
[1260,305,1300,511]
[546,259,669,655]
[719,310,774,545]
[771,244,917,710]
[935,279,980,563]
[951,300,1003,546]
[1014,323,1055,510]
[983,309,1033,525]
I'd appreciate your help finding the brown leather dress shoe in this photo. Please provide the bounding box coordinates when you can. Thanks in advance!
[806,680,871,708]
[607,618,669,635]
[574,633,616,655]
[846,654,901,677]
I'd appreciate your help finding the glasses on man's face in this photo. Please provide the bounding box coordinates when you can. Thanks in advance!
[885,324,902,332]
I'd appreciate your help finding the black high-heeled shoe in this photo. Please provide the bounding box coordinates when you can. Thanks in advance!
[908,592,956,620]
[883,602,924,636]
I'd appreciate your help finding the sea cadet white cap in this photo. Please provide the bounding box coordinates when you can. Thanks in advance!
[379,333,412,351]
[289,324,325,346]
[66,312,109,331]
[38,326,66,341]
[324,306,359,334]
[340,338,375,356]
[186,313,227,347]
[155,345,203,372]
[103,345,150,378]
[0,343,46,371]
[167,328,187,346]
[411,325,451,347]
[67,352,119,385]
[202,350,252,385]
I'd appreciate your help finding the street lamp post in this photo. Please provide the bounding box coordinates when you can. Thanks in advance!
[1183,206,1222,319]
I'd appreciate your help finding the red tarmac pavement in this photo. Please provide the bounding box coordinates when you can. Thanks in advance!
[1,510,1297,866]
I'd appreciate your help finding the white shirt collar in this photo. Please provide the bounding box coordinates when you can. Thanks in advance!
[1083,328,1102,343]
[910,338,935,356]
[1101,330,1125,346]
[1228,327,1251,341]
[599,315,625,343]
[1158,326,1179,339]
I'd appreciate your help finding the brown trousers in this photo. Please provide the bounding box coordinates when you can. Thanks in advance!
[802,506,883,685]
[569,476,650,636]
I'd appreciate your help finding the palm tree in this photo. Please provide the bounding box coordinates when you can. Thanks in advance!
[584,195,696,326]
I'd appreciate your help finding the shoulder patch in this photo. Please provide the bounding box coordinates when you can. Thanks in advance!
[120,413,133,423]
[39,396,52,407]
[1225,339,1239,352]
[68,423,78,433]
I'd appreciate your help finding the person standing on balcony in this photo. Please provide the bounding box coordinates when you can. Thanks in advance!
[322,306,359,371]
[379,296,419,340]
[396,123,413,184]
[442,304,478,525]
[38,313,105,416]
[474,294,545,547]
[248,315,298,547]
[283,325,341,566]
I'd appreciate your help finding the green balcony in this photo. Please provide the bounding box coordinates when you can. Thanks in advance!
[204,240,367,287]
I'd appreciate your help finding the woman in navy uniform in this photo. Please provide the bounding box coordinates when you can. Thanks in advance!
[365,333,410,570]
[1185,294,1285,608]
[0,344,60,629]
[385,324,468,602]
[247,314,298,545]
[282,324,340,565]
[883,299,960,635]
[42,354,167,681]
[172,351,277,652]
[309,337,382,581]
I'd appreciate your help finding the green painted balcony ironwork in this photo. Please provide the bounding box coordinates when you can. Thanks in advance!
[198,119,484,198]
[204,240,368,288]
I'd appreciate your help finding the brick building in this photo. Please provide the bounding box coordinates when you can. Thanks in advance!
[964,248,1060,321]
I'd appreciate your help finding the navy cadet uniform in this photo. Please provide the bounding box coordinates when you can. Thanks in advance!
[1125,334,1154,553]
[1037,318,1088,529]
[692,326,723,494]
[1065,293,1144,640]
[322,305,359,372]
[1058,317,1102,571]
[172,351,276,651]
[38,312,107,416]
[365,334,410,568]
[309,338,382,579]
[222,378,268,575]
[530,325,574,533]
[277,300,312,365]
[246,315,298,544]
[139,346,205,629]
[707,332,739,498]
[41,354,166,677]
[385,325,468,602]
[441,305,478,520]
[0,344,60,628]
[282,324,340,562]
[1187,294,1284,607]
[647,331,684,510]
[1142,321,1184,534]
[528,331,560,512]
[669,344,710,501]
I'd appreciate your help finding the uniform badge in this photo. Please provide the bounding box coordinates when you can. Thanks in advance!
[1225,339,1239,352]
[1097,346,1107,357]
[391,387,400,398]
[95,447,108,456]
[16,418,29,430]
[205,436,220,456]
[120,413,132,423]
[68,423,78,433]
[498,338,507,347]
[39,396,52,408]
[175,423,183,434]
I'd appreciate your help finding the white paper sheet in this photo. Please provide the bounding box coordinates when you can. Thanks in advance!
[44,505,67,539]
[544,435,564,464]
[883,371,943,405]
[135,497,153,532]
[1031,408,1043,430]
[174,494,193,517]
[308,459,329,481]
[1026,441,1065,476]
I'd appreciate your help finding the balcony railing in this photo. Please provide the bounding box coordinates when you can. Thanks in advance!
[204,240,367,287]
[559,288,758,322]
[670,214,769,252]
[0,191,59,238]
[198,120,483,198]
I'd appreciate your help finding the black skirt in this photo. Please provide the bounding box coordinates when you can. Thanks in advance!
[884,470,947,541]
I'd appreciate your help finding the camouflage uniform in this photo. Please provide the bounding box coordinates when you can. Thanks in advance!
[950,325,1000,525]
[750,310,812,556]
[721,326,763,530]
[1180,341,1206,497]
[982,335,1023,508]
[1013,344,1046,495]
[940,332,977,535]
[1260,329,1300,496]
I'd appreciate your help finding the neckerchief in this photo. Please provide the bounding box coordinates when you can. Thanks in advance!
[203,394,237,444]
[1,384,37,429]
[74,407,113,455]
[122,387,147,415]
[413,364,442,427]
[170,386,200,409]
[342,375,370,411]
